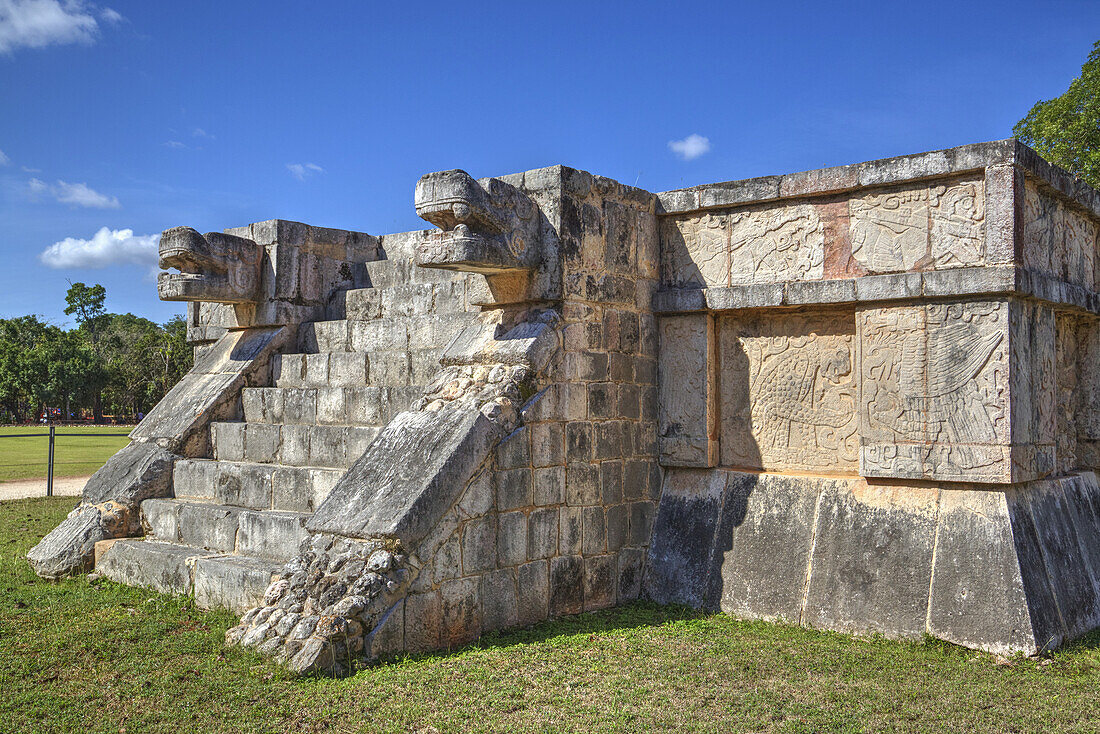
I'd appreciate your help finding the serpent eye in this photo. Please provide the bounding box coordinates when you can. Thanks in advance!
[453,202,471,222]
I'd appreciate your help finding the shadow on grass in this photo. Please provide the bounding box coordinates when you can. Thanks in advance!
[371,601,714,671]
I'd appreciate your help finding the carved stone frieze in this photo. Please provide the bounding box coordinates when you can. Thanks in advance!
[858,301,1010,482]
[719,310,858,472]
[728,204,825,285]
[849,180,985,272]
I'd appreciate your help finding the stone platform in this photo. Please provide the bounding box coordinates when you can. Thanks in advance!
[28,139,1100,670]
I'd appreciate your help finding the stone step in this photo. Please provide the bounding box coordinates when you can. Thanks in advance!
[296,311,479,354]
[210,421,378,470]
[141,498,310,563]
[271,349,442,389]
[327,278,472,321]
[173,458,344,513]
[96,539,281,614]
[242,385,421,426]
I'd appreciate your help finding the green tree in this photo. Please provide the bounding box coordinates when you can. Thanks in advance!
[1014,40,1100,188]
[63,282,109,421]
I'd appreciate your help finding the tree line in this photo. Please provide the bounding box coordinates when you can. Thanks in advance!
[0,283,193,424]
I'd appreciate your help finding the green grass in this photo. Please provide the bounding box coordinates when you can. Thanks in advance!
[3,498,1100,733]
[0,426,131,483]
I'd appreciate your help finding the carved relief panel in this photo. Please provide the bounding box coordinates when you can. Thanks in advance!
[858,301,1011,482]
[719,310,858,472]
[727,204,825,285]
[1023,179,1099,290]
[660,214,729,288]
[849,179,985,273]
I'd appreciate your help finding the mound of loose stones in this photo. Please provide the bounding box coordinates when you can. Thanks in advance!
[227,534,413,675]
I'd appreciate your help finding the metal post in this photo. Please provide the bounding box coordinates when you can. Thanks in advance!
[46,425,55,497]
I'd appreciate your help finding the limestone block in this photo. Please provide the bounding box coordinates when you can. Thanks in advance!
[858,301,1011,482]
[212,422,245,462]
[533,466,564,506]
[528,507,558,560]
[657,314,717,467]
[849,180,985,273]
[244,423,280,464]
[927,488,1045,655]
[1012,303,1057,477]
[802,480,939,638]
[516,560,549,625]
[929,180,986,268]
[316,387,347,425]
[642,469,726,607]
[303,354,329,387]
[559,506,582,555]
[497,511,527,567]
[237,511,309,563]
[283,388,317,424]
[582,506,606,555]
[583,555,615,610]
[659,213,729,288]
[549,555,584,615]
[718,310,858,472]
[481,569,519,631]
[177,502,240,552]
[193,555,277,614]
[305,426,345,468]
[280,424,311,467]
[727,204,824,285]
[441,577,481,647]
[617,547,644,601]
[403,591,442,654]
[718,473,828,622]
[1022,179,1065,281]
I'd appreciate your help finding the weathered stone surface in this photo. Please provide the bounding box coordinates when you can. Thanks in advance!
[719,310,858,472]
[97,539,211,596]
[642,469,727,607]
[717,473,827,622]
[802,480,939,638]
[131,327,288,455]
[858,301,1011,483]
[309,404,509,547]
[926,488,1040,655]
[657,314,716,467]
[27,441,176,578]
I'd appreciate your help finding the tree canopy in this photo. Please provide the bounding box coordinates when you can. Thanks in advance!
[0,285,192,424]
[1014,40,1100,189]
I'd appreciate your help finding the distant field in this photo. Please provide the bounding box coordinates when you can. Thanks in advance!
[0,426,131,483]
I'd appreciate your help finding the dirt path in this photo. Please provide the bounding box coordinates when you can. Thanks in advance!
[0,475,89,501]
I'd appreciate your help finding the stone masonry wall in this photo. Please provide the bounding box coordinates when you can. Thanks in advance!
[387,168,664,650]
[646,140,1100,655]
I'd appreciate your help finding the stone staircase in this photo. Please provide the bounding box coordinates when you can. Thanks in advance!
[97,257,481,612]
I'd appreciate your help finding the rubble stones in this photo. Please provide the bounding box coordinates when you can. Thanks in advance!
[226,534,413,675]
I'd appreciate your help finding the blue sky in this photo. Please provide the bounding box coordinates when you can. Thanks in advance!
[1,0,1098,325]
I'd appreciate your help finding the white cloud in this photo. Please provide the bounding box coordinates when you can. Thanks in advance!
[39,226,159,269]
[99,6,120,23]
[21,165,40,173]
[192,127,213,139]
[0,148,9,165]
[287,162,323,181]
[163,140,186,149]
[28,177,120,208]
[0,0,101,54]
[668,134,711,161]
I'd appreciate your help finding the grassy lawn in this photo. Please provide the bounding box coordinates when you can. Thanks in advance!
[0,426,131,483]
[2,498,1100,733]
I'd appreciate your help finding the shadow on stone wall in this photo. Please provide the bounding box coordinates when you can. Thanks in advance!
[656,217,705,289]
[643,336,761,610]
